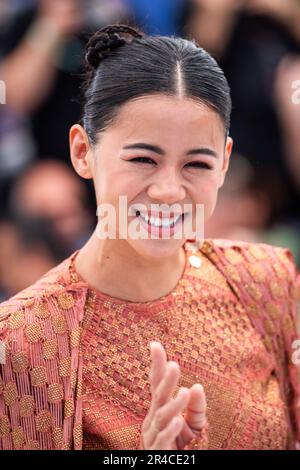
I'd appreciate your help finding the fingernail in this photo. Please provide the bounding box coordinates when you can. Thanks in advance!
[192,383,203,392]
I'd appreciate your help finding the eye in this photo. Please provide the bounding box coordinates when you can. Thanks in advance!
[128,157,156,165]
[185,161,211,169]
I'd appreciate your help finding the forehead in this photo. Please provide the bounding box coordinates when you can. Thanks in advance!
[107,94,225,143]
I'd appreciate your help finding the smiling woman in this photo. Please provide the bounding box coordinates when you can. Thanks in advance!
[0,24,300,451]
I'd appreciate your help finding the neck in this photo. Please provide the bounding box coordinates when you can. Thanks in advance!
[75,231,187,302]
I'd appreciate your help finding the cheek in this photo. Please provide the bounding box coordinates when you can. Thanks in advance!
[192,172,220,199]
[191,174,220,219]
[94,167,142,208]
[204,193,219,220]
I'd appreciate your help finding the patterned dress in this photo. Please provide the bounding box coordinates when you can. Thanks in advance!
[0,239,299,450]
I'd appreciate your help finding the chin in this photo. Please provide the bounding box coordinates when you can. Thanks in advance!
[127,238,185,262]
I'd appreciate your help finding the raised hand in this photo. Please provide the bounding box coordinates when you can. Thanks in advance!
[140,341,208,450]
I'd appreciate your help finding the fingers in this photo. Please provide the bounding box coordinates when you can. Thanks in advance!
[151,415,185,450]
[151,361,181,409]
[146,387,190,446]
[175,384,208,450]
[149,341,167,394]
[145,348,181,428]
[142,341,188,450]
[144,342,208,450]
[185,384,208,431]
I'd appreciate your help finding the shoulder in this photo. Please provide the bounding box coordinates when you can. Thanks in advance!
[204,238,295,262]
[198,239,300,327]
[199,239,300,445]
[201,239,300,292]
[0,252,86,344]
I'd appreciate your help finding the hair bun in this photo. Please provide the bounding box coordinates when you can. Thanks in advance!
[85,24,144,70]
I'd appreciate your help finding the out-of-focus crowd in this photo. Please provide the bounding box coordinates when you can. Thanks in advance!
[0,0,300,301]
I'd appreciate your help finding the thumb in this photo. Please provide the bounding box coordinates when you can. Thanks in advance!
[185,384,207,431]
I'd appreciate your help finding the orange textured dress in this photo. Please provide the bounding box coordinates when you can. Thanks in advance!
[0,239,299,450]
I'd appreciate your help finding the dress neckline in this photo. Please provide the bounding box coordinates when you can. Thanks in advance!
[67,241,202,307]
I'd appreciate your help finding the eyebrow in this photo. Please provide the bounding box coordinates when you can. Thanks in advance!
[122,143,218,158]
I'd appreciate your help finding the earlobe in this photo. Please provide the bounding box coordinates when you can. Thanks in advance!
[69,124,94,180]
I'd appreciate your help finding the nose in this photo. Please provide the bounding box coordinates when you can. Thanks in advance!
[147,167,186,205]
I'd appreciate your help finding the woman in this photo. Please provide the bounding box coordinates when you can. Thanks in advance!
[0,24,299,451]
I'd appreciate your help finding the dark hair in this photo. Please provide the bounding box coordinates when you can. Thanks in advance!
[82,24,231,146]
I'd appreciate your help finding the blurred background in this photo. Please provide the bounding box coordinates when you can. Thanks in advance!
[0,0,300,300]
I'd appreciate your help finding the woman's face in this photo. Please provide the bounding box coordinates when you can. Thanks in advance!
[70,94,233,260]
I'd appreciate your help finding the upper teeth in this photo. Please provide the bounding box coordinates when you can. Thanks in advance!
[138,212,182,227]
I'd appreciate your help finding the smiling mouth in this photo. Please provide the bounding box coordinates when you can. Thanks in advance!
[135,210,187,228]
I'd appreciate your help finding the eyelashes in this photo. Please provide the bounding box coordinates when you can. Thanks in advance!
[129,157,155,164]
[128,157,211,170]
[185,161,211,170]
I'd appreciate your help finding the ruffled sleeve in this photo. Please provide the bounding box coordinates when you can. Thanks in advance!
[200,240,300,449]
[0,286,87,450]
[276,248,300,448]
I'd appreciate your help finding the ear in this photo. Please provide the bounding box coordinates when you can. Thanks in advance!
[69,124,94,179]
[218,136,233,188]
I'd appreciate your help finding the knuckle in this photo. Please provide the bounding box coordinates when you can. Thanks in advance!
[154,409,164,428]
[153,390,164,407]
[191,415,208,430]
[199,416,208,428]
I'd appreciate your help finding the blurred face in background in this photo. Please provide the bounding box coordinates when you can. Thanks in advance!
[10,160,93,247]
